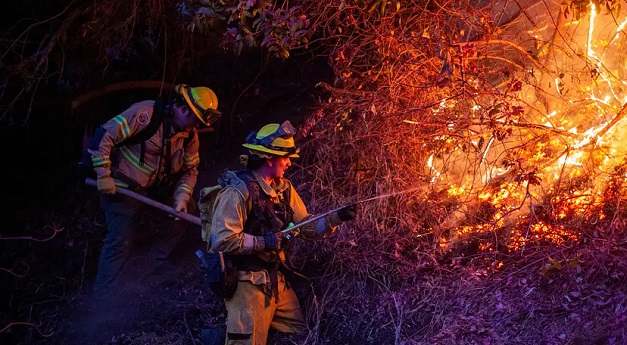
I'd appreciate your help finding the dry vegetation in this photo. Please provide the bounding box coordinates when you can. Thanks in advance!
[3,0,627,344]
[286,0,627,343]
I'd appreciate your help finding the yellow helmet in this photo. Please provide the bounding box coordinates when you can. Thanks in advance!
[242,120,300,158]
[175,84,221,126]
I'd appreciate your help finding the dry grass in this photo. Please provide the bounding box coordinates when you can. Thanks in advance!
[3,1,627,344]
[283,0,627,343]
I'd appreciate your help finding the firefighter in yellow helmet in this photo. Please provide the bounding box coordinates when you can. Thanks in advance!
[89,84,221,301]
[175,84,221,127]
[205,120,356,344]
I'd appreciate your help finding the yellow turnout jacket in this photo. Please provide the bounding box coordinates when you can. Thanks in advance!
[88,100,200,203]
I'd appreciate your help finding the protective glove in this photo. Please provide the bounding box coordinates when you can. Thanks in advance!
[97,176,117,195]
[336,203,357,222]
[263,232,282,251]
[174,197,188,214]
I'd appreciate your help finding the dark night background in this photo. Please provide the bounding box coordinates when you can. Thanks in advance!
[4,1,627,344]
[0,2,333,233]
[0,1,333,343]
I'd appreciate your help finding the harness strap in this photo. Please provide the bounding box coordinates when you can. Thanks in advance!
[229,170,295,302]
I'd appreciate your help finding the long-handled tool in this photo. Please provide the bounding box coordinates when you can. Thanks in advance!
[85,177,202,226]
[86,178,423,234]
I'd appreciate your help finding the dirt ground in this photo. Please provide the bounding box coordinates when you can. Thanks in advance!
[0,52,335,345]
[1,184,226,345]
[1,164,323,345]
[4,174,627,345]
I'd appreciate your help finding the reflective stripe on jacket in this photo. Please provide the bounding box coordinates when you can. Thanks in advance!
[88,100,200,203]
[208,170,343,285]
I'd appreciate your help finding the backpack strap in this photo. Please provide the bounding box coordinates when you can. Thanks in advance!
[236,170,260,212]
[219,170,251,203]
[81,99,168,177]
[123,98,167,165]
[123,99,166,146]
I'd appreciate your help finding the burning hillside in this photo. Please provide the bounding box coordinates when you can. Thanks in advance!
[3,1,627,344]
[300,0,627,259]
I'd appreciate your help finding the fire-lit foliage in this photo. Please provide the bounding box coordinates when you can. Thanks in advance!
[282,1,627,342]
[279,0,627,262]
[3,1,627,344]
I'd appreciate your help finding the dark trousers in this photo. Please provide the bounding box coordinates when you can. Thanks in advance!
[92,192,194,299]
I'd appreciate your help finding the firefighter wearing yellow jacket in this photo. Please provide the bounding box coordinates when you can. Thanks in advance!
[207,120,356,344]
[90,84,221,300]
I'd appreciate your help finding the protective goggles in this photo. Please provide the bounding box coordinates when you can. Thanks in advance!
[183,87,222,126]
[245,121,300,155]
[199,108,222,126]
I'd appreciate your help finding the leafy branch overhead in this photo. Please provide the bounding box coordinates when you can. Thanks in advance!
[3,0,420,125]
[0,0,303,124]
[181,0,311,58]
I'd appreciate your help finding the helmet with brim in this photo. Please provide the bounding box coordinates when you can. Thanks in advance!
[242,120,300,158]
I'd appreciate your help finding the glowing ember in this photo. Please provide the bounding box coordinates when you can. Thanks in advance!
[427,1,627,252]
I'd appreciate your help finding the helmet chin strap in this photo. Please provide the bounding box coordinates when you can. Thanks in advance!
[254,165,277,185]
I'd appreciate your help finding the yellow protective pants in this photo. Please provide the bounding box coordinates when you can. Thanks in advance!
[224,274,305,345]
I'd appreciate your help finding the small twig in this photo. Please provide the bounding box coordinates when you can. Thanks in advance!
[0,266,26,278]
[34,6,85,75]
[0,223,64,242]
[593,102,627,140]
[79,239,88,291]
[390,292,404,345]
[0,322,53,337]
[183,310,197,345]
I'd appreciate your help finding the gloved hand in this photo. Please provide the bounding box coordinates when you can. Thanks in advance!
[336,203,357,222]
[97,176,117,195]
[174,197,188,214]
[263,232,282,251]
